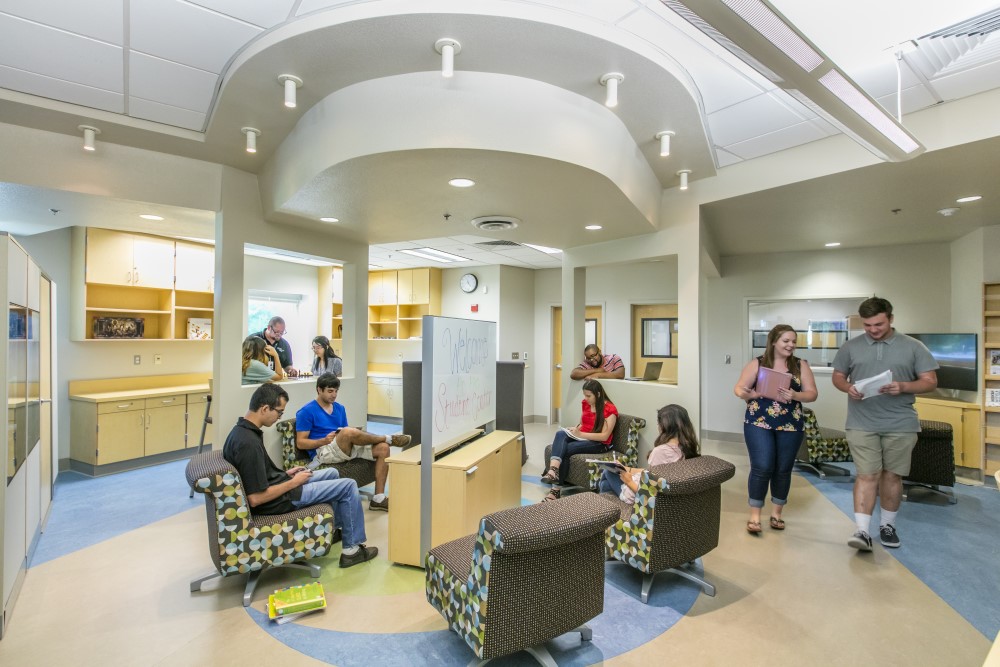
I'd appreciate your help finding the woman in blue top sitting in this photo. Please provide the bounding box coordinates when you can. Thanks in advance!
[734,324,817,534]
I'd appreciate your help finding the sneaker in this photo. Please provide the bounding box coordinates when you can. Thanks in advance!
[848,530,873,552]
[879,524,900,548]
[389,434,414,450]
[331,528,342,544]
[339,544,378,568]
[369,497,389,512]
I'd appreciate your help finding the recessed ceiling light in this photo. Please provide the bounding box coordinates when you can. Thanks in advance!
[140,214,164,221]
[319,217,339,223]
[956,195,982,203]
[448,178,475,188]
[585,225,602,231]
[825,242,841,247]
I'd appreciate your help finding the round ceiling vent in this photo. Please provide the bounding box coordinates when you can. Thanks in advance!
[471,215,520,231]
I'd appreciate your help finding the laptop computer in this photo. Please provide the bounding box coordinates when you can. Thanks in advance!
[626,361,662,381]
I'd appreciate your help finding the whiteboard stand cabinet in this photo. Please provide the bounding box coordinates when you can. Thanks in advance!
[387,430,521,567]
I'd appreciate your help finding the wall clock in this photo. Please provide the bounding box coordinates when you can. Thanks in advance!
[459,273,478,293]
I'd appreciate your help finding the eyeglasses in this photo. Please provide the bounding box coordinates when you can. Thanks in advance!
[271,407,285,417]
[586,353,602,361]
[269,326,286,338]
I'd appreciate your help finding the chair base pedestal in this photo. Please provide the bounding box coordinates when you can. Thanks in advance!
[189,561,323,607]
[468,625,592,667]
[639,562,716,604]
[903,481,957,504]
[795,460,852,480]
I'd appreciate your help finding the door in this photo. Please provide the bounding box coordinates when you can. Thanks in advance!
[131,235,175,289]
[411,268,430,304]
[96,410,146,465]
[39,277,52,520]
[397,269,413,305]
[85,228,135,286]
[552,307,562,423]
[175,242,214,292]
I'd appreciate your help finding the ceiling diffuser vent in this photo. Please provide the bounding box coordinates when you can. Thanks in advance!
[476,239,522,247]
[471,215,520,231]
[908,8,1000,79]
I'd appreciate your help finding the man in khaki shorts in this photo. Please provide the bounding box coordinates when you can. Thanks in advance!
[832,297,938,551]
[295,373,413,512]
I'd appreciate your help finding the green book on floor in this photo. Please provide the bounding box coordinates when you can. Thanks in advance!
[268,582,327,619]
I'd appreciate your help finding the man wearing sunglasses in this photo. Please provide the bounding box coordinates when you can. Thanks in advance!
[253,316,298,377]
[223,382,377,568]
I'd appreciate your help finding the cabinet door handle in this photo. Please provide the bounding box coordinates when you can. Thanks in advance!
[146,413,151,428]
[134,268,140,284]
[466,466,478,475]
[118,403,133,409]
[126,270,132,285]
[162,398,175,404]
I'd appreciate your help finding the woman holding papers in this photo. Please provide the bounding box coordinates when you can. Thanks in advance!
[734,324,817,534]
[598,404,699,504]
[540,379,618,501]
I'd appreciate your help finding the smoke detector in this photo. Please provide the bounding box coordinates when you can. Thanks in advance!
[471,215,520,231]
[937,207,960,217]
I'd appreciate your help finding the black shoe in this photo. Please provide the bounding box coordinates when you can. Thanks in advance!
[339,544,378,568]
[369,497,389,512]
[848,530,873,552]
[879,524,900,548]
[331,528,342,544]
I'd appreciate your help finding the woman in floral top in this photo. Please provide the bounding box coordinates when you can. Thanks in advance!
[734,324,817,534]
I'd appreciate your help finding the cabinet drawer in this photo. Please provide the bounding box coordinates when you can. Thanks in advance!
[146,394,185,409]
[97,400,144,415]
[186,391,210,406]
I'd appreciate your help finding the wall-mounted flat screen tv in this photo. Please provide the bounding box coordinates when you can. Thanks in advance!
[907,333,977,392]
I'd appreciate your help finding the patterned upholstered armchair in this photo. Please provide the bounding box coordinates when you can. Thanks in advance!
[543,413,645,492]
[185,451,337,606]
[426,493,620,665]
[276,418,376,499]
[604,455,736,603]
[904,420,956,504]
[796,407,853,478]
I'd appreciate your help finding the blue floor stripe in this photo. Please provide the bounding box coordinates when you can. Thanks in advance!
[799,467,1000,639]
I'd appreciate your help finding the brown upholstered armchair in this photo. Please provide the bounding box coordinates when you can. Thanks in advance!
[185,451,338,606]
[604,455,736,603]
[276,418,376,499]
[904,420,956,504]
[426,493,620,665]
[543,413,645,491]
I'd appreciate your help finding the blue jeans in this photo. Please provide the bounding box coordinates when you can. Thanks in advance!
[743,423,803,508]
[291,467,366,548]
[598,468,624,497]
[548,431,607,485]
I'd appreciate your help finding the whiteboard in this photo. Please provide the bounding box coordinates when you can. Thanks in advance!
[422,316,497,447]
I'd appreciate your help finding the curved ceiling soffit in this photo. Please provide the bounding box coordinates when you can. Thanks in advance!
[258,70,664,226]
[207,4,716,176]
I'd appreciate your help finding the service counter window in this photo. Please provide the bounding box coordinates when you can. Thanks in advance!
[748,298,862,369]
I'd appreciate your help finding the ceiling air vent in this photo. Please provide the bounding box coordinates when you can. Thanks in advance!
[471,215,520,231]
[476,240,522,247]
[908,8,1000,80]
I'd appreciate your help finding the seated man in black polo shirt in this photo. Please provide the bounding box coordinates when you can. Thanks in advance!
[222,382,377,568]
[253,316,298,377]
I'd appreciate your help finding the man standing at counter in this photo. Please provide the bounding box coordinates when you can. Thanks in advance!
[296,373,413,512]
[571,344,626,381]
[253,316,297,377]
[223,382,378,568]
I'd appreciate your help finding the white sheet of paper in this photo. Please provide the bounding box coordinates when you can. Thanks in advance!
[854,369,892,399]
[562,426,584,440]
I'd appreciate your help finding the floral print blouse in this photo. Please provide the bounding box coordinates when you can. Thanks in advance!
[744,357,804,432]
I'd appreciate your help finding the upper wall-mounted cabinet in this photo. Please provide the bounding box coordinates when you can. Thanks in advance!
[366,268,441,340]
[73,228,215,341]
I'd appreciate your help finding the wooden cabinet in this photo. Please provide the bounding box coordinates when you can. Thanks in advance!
[387,430,522,567]
[984,282,1000,477]
[86,228,174,288]
[175,241,214,293]
[397,268,431,305]
[368,268,441,340]
[330,267,344,344]
[142,395,188,456]
[368,376,402,418]
[915,397,982,468]
[368,270,398,305]
[95,406,146,465]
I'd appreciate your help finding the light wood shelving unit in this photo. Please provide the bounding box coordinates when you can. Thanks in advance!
[983,282,1000,476]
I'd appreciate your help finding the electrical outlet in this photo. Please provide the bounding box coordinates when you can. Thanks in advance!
[133,354,141,365]
[154,354,162,365]
[511,352,519,360]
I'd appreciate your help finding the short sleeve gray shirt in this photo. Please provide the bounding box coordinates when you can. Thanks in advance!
[831,330,938,432]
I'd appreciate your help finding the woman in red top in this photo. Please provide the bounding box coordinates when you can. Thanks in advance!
[541,379,618,501]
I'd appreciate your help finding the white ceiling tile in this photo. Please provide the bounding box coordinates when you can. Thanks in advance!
[0,63,123,113]
[130,0,262,74]
[849,60,922,99]
[522,0,643,23]
[129,96,206,131]
[184,0,295,28]
[707,93,807,147]
[129,52,217,113]
[448,235,497,244]
[379,241,422,250]
[0,14,123,92]
[875,84,939,117]
[724,121,828,161]
[0,0,123,43]
[929,58,1000,101]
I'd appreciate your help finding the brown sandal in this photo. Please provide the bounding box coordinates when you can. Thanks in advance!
[746,520,762,534]
[542,488,561,502]
[540,469,559,485]
[769,516,785,530]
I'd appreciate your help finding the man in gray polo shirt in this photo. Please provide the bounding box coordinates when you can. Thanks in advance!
[832,297,938,551]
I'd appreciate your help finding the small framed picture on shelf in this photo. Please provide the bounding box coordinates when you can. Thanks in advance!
[988,388,1000,407]
[991,349,1000,375]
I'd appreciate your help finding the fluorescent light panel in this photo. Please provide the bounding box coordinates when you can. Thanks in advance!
[400,248,470,263]
[721,0,823,71]
[523,243,562,254]
[817,71,920,154]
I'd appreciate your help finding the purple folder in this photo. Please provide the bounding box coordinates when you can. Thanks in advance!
[756,366,792,402]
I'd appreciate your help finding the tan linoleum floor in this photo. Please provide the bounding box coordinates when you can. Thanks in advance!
[0,424,991,666]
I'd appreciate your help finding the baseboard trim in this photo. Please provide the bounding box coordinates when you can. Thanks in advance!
[524,414,547,424]
[66,447,198,477]
[702,429,743,443]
